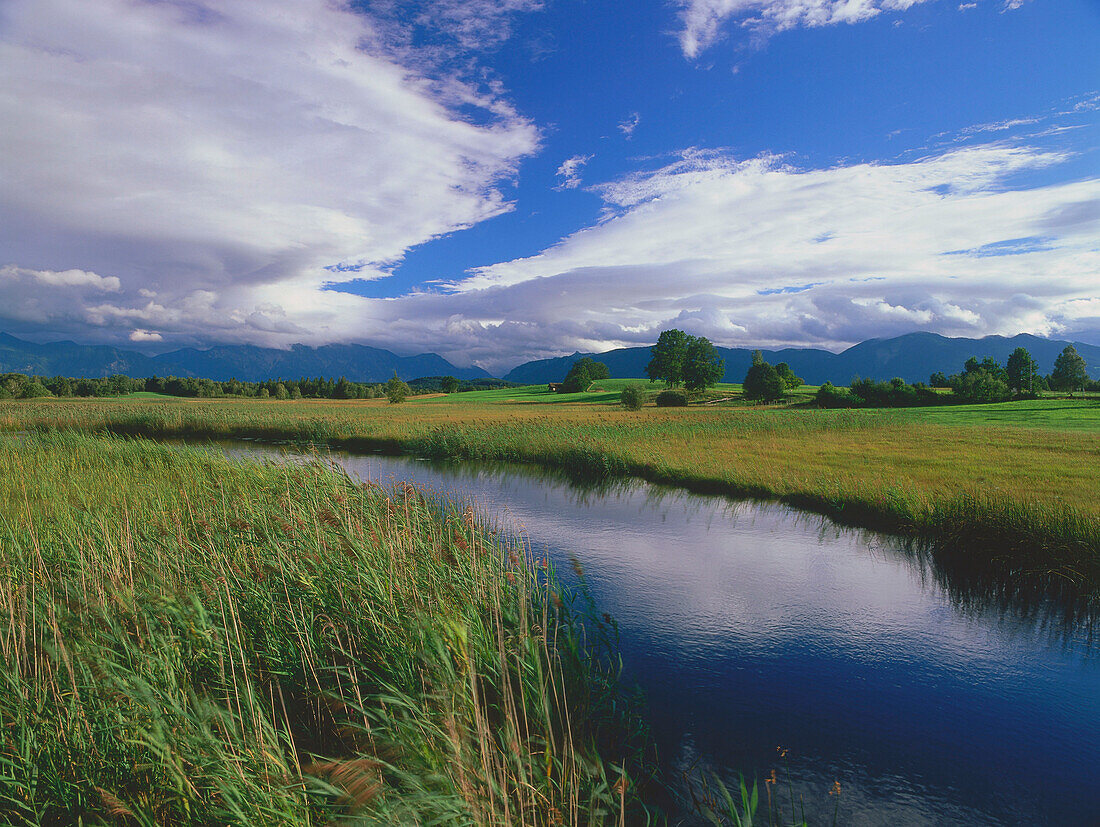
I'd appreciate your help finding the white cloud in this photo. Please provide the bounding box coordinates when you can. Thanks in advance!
[399,142,1099,371]
[675,0,935,57]
[554,155,593,189]
[129,329,164,343]
[0,0,538,345]
[618,113,641,139]
[1,265,121,292]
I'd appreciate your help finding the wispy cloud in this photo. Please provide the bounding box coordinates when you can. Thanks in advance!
[555,155,593,189]
[618,113,641,139]
[673,0,1029,57]
[674,0,932,57]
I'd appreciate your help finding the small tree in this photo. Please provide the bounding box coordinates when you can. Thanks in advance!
[646,329,690,387]
[257,387,270,399]
[274,382,289,400]
[385,374,411,404]
[774,362,803,390]
[742,357,785,402]
[1005,347,1039,395]
[620,383,646,411]
[929,371,948,387]
[1050,345,1089,391]
[682,336,725,392]
[440,375,459,394]
[562,357,610,393]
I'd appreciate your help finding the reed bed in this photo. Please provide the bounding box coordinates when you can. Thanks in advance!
[0,431,654,825]
[2,396,1098,590]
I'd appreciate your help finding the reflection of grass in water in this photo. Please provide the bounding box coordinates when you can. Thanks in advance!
[1,394,1098,592]
[0,431,655,824]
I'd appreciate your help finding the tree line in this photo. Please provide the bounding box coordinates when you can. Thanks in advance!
[816,345,1093,408]
[0,372,515,401]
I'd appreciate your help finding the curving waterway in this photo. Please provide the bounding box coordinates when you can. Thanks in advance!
[217,441,1099,826]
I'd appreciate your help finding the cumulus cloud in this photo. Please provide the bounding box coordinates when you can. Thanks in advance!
[393,141,1099,372]
[554,155,593,189]
[0,0,538,345]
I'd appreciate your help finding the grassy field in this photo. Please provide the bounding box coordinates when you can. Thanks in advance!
[0,431,653,825]
[1,386,1097,588]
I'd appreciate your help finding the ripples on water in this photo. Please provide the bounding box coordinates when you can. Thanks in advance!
[215,442,1099,826]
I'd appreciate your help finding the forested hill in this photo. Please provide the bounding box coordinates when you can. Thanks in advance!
[503,333,1100,385]
[0,333,490,382]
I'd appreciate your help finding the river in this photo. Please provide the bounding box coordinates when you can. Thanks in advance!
[220,441,1100,825]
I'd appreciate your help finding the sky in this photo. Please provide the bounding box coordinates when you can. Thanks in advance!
[0,0,1097,373]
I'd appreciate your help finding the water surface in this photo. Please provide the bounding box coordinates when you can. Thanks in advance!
[221,442,1100,825]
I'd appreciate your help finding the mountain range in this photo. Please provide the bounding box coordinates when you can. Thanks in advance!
[2,331,1097,386]
[502,332,1100,386]
[0,333,490,382]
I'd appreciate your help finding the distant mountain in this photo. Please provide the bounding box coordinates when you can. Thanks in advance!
[503,333,1100,386]
[0,333,490,382]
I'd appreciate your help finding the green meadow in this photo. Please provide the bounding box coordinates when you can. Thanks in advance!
[2,384,1097,587]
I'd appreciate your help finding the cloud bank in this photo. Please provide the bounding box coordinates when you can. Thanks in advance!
[0,0,538,345]
[399,142,1097,371]
[0,0,1094,375]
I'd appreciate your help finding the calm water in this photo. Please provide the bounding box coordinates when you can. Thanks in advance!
[221,442,1099,825]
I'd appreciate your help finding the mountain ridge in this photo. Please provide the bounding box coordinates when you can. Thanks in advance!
[503,332,1100,385]
[0,333,490,382]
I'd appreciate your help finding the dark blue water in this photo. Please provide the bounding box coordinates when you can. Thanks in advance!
[225,443,1100,825]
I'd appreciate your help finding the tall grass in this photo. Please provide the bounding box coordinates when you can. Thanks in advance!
[2,396,1098,591]
[0,432,654,824]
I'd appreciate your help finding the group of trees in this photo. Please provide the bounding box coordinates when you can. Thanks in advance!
[0,372,413,401]
[943,345,1091,402]
[816,345,1094,408]
[645,330,725,392]
[0,369,519,404]
[742,352,803,402]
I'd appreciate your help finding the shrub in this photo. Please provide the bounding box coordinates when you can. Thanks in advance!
[655,390,688,407]
[815,381,856,408]
[620,384,646,410]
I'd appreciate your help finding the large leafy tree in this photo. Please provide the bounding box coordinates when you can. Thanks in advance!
[682,336,725,391]
[1050,345,1089,391]
[1005,347,1039,395]
[646,329,690,387]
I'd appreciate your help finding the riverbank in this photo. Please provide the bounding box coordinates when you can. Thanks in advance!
[0,431,654,824]
[2,393,1098,592]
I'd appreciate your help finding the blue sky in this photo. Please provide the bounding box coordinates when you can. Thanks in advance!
[0,0,1097,371]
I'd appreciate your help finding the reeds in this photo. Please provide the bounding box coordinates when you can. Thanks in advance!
[0,432,654,824]
[2,396,1098,591]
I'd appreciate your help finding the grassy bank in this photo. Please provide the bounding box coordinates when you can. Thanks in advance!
[0,431,653,825]
[2,392,1098,591]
